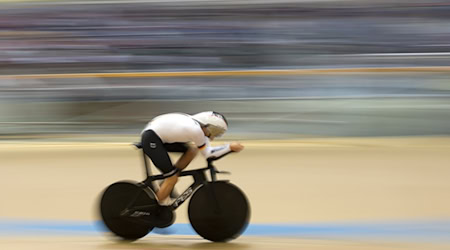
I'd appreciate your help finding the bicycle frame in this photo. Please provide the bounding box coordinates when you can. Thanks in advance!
[137,145,231,211]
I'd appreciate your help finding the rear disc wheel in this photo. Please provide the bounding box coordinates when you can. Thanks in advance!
[100,181,156,241]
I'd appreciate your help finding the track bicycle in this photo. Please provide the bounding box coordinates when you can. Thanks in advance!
[99,142,250,242]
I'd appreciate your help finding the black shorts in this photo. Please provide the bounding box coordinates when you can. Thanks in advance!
[141,130,189,175]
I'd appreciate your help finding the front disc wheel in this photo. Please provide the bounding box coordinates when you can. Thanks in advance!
[188,181,250,242]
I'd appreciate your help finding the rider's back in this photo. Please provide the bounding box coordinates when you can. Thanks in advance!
[142,113,205,146]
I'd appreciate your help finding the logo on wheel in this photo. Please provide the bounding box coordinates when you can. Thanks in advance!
[130,211,151,217]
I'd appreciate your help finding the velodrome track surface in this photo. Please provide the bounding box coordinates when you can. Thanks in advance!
[1,137,450,249]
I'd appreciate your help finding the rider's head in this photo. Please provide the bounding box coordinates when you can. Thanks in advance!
[191,111,228,140]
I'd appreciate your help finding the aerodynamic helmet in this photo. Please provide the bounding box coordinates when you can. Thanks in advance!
[191,111,228,138]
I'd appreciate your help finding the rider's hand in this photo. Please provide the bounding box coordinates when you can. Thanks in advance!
[230,142,244,152]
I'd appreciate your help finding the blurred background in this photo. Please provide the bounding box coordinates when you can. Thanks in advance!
[2,1,450,248]
[0,0,449,140]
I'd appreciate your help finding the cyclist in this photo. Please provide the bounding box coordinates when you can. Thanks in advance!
[141,111,244,205]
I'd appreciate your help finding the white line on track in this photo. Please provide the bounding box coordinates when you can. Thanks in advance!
[333,52,450,57]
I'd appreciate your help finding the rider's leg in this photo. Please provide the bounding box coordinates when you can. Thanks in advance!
[174,144,198,170]
[142,130,177,199]
[157,145,198,202]
[156,174,178,202]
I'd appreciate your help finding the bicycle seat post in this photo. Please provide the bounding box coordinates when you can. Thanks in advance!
[208,160,217,182]
[142,149,152,177]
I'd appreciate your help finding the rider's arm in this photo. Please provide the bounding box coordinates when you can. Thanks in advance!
[198,137,231,159]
